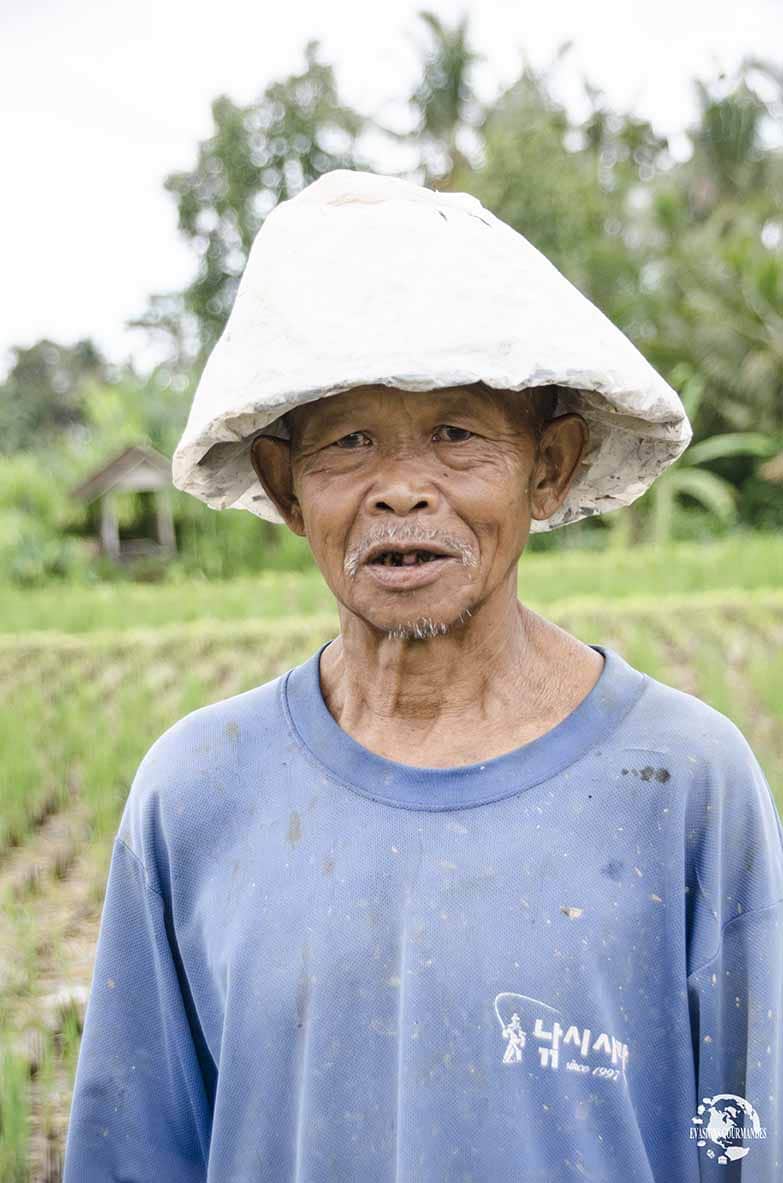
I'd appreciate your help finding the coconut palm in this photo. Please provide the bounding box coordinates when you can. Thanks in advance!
[404,11,484,188]
[661,220,783,436]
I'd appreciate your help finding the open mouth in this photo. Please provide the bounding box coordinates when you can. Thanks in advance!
[369,551,449,567]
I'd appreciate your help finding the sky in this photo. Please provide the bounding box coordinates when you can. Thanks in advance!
[2,0,781,380]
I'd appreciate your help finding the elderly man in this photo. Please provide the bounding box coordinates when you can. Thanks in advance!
[64,171,783,1182]
[251,378,607,766]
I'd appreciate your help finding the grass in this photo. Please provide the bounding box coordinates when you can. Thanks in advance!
[0,1042,29,1183]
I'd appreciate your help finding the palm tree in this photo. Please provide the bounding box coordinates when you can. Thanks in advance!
[641,67,783,444]
[405,11,484,188]
[659,219,783,436]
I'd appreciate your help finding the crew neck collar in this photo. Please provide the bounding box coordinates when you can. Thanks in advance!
[281,638,648,811]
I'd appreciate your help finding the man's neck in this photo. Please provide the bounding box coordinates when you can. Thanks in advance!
[317,602,605,768]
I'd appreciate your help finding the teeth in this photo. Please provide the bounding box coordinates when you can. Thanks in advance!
[374,551,441,566]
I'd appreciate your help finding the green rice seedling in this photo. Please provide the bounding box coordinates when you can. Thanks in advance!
[0,1037,30,1183]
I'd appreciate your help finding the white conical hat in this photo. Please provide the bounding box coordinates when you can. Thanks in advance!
[171,168,692,532]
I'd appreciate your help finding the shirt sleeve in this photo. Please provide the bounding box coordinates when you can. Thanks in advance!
[687,900,783,1179]
[684,712,783,1179]
[62,837,211,1182]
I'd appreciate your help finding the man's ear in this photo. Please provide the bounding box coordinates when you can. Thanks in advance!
[249,436,306,536]
[529,413,589,523]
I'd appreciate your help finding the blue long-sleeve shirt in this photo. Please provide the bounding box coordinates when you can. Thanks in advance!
[63,639,783,1181]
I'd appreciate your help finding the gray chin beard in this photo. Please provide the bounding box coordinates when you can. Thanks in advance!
[383,606,473,642]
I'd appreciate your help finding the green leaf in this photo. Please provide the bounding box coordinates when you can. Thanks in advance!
[666,468,738,520]
[684,432,777,465]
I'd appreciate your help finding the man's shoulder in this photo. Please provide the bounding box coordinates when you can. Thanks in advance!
[629,662,759,772]
[116,665,290,866]
[625,668,782,887]
[631,667,783,936]
[138,667,286,773]
[625,663,778,830]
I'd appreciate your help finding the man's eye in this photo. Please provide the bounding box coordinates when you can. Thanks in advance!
[436,425,473,442]
[332,426,473,448]
[334,432,370,449]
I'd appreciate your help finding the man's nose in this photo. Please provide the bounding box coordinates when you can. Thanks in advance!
[362,460,443,517]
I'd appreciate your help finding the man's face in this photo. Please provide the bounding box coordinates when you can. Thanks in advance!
[250,384,586,641]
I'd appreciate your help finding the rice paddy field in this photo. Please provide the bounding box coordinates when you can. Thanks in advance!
[1,533,782,1180]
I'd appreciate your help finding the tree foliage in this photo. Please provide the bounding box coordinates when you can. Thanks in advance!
[3,15,782,576]
[130,39,368,367]
[0,338,109,455]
